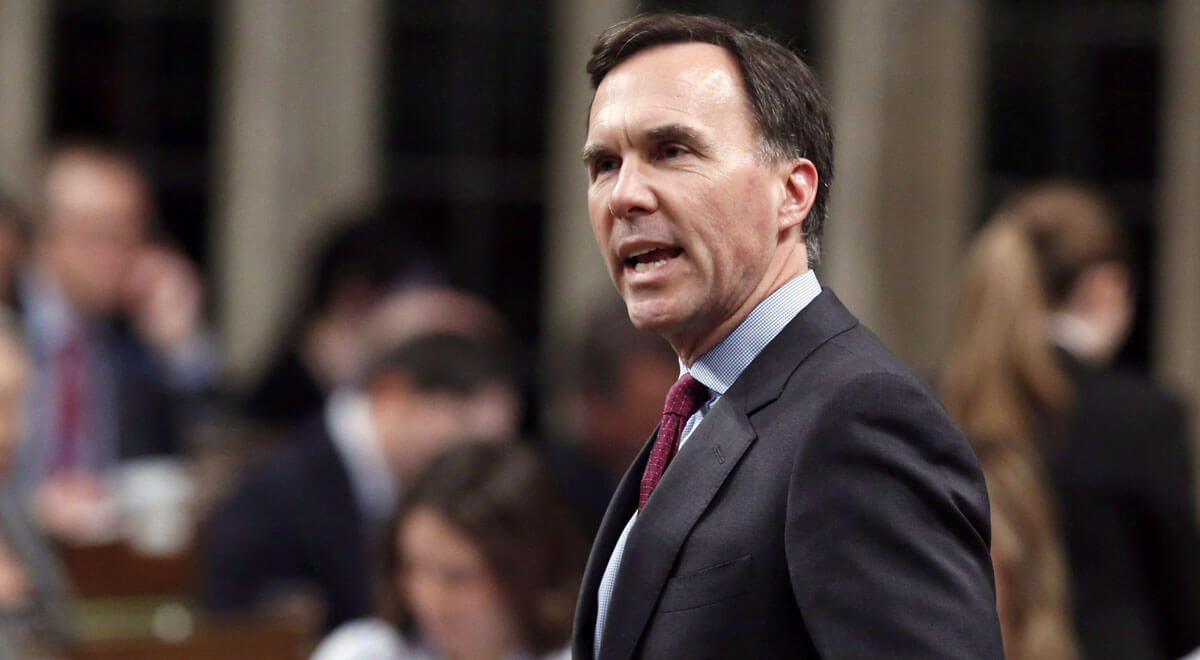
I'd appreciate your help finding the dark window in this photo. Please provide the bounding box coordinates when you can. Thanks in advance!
[382,0,550,346]
[49,0,215,274]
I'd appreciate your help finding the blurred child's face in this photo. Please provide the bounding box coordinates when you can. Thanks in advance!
[398,508,520,659]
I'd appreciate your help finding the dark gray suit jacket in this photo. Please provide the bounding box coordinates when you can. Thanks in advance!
[573,290,1004,659]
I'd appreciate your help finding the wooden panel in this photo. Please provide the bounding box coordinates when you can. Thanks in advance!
[67,619,312,660]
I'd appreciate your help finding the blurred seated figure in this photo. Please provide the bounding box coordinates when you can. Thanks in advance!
[242,213,428,429]
[0,193,30,308]
[941,181,1200,659]
[0,316,74,655]
[548,299,679,535]
[11,142,217,544]
[311,442,585,660]
[205,334,520,633]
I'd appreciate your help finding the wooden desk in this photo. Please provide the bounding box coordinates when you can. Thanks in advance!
[57,540,198,599]
[66,618,312,660]
[56,541,316,658]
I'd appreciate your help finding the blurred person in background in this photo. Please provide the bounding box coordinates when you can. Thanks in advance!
[940,181,1200,659]
[0,193,30,308]
[10,142,217,544]
[311,442,585,660]
[0,314,74,656]
[242,212,431,430]
[363,285,509,360]
[544,298,678,536]
[205,333,520,633]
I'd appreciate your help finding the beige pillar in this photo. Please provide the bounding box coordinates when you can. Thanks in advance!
[0,0,48,202]
[1156,1,1200,451]
[821,0,984,372]
[541,0,634,429]
[542,0,634,347]
[215,0,383,384]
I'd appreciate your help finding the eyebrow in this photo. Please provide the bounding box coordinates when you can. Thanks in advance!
[581,142,610,167]
[581,123,712,166]
[646,124,710,152]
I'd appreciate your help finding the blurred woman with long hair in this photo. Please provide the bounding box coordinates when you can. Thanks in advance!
[312,442,586,660]
[942,181,1200,659]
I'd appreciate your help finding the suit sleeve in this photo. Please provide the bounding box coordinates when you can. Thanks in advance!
[203,473,288,612]
[785,371,1003,659]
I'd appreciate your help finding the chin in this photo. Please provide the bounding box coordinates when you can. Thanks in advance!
[623,299,687,335]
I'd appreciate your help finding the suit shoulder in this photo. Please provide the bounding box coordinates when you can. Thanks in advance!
[235,421,344,503]
[786,323,939,403]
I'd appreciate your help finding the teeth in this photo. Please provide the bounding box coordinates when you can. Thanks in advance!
[630,248,655,259]
[633,259,668,273]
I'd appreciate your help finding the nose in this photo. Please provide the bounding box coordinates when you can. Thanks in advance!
[608,160,657,219]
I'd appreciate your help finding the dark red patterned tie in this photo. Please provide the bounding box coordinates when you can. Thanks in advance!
[639,373,709,510]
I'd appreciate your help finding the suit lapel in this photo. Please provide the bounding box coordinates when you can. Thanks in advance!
[573,429,655,658]
[598,398,756,660]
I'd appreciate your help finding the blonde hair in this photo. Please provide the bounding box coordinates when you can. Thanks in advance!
[977,439,1076,660]
[940,180,1126,660]
[941,218,1070,451]
[942,181,1126,448]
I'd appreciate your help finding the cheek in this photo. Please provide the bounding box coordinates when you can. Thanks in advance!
[464,582,512,633]
[587,195,613,245]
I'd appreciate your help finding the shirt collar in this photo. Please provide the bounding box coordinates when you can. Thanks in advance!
[325,388,398,523]
[21,267,85,352]
[683,270,822,395]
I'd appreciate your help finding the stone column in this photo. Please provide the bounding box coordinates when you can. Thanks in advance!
[540,0,634,428]
[215,0,383,384]
[821,0,984,372]
[1156,0,1200,454]
[0,0,48,202]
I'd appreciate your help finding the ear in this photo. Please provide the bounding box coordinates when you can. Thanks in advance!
[1081,261,1132,309]
[779,159,818,233]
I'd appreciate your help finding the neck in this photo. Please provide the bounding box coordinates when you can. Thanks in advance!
[669,243,807,366]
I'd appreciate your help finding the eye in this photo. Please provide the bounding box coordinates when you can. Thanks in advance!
[590,156,620,179]
[656,143,687,160]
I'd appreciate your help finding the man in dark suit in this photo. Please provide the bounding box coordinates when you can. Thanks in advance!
[11,143,216,544]
[205,333,520,632]
[574,13,1003,658]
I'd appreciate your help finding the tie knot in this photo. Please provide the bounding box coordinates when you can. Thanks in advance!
[664,373,709,419]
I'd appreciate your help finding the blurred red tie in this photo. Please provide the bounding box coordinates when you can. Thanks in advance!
[53,325,88,473]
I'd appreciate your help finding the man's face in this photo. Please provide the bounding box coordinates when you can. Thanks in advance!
[370,379,519,481]
[40,157,148,314]
[584,43,807,358]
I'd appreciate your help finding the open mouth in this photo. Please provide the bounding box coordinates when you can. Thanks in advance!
[625,246,683,273]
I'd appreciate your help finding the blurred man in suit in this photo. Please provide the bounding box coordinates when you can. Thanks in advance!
[205,333,520,632]
[11,143,216,544]
[573,13,1003,658]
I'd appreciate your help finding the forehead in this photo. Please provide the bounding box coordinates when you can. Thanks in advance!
[587,42,754,140]
[44,156,148,225]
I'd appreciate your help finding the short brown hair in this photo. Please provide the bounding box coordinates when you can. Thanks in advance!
[587,12,834,265]
[384,442,585,654]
